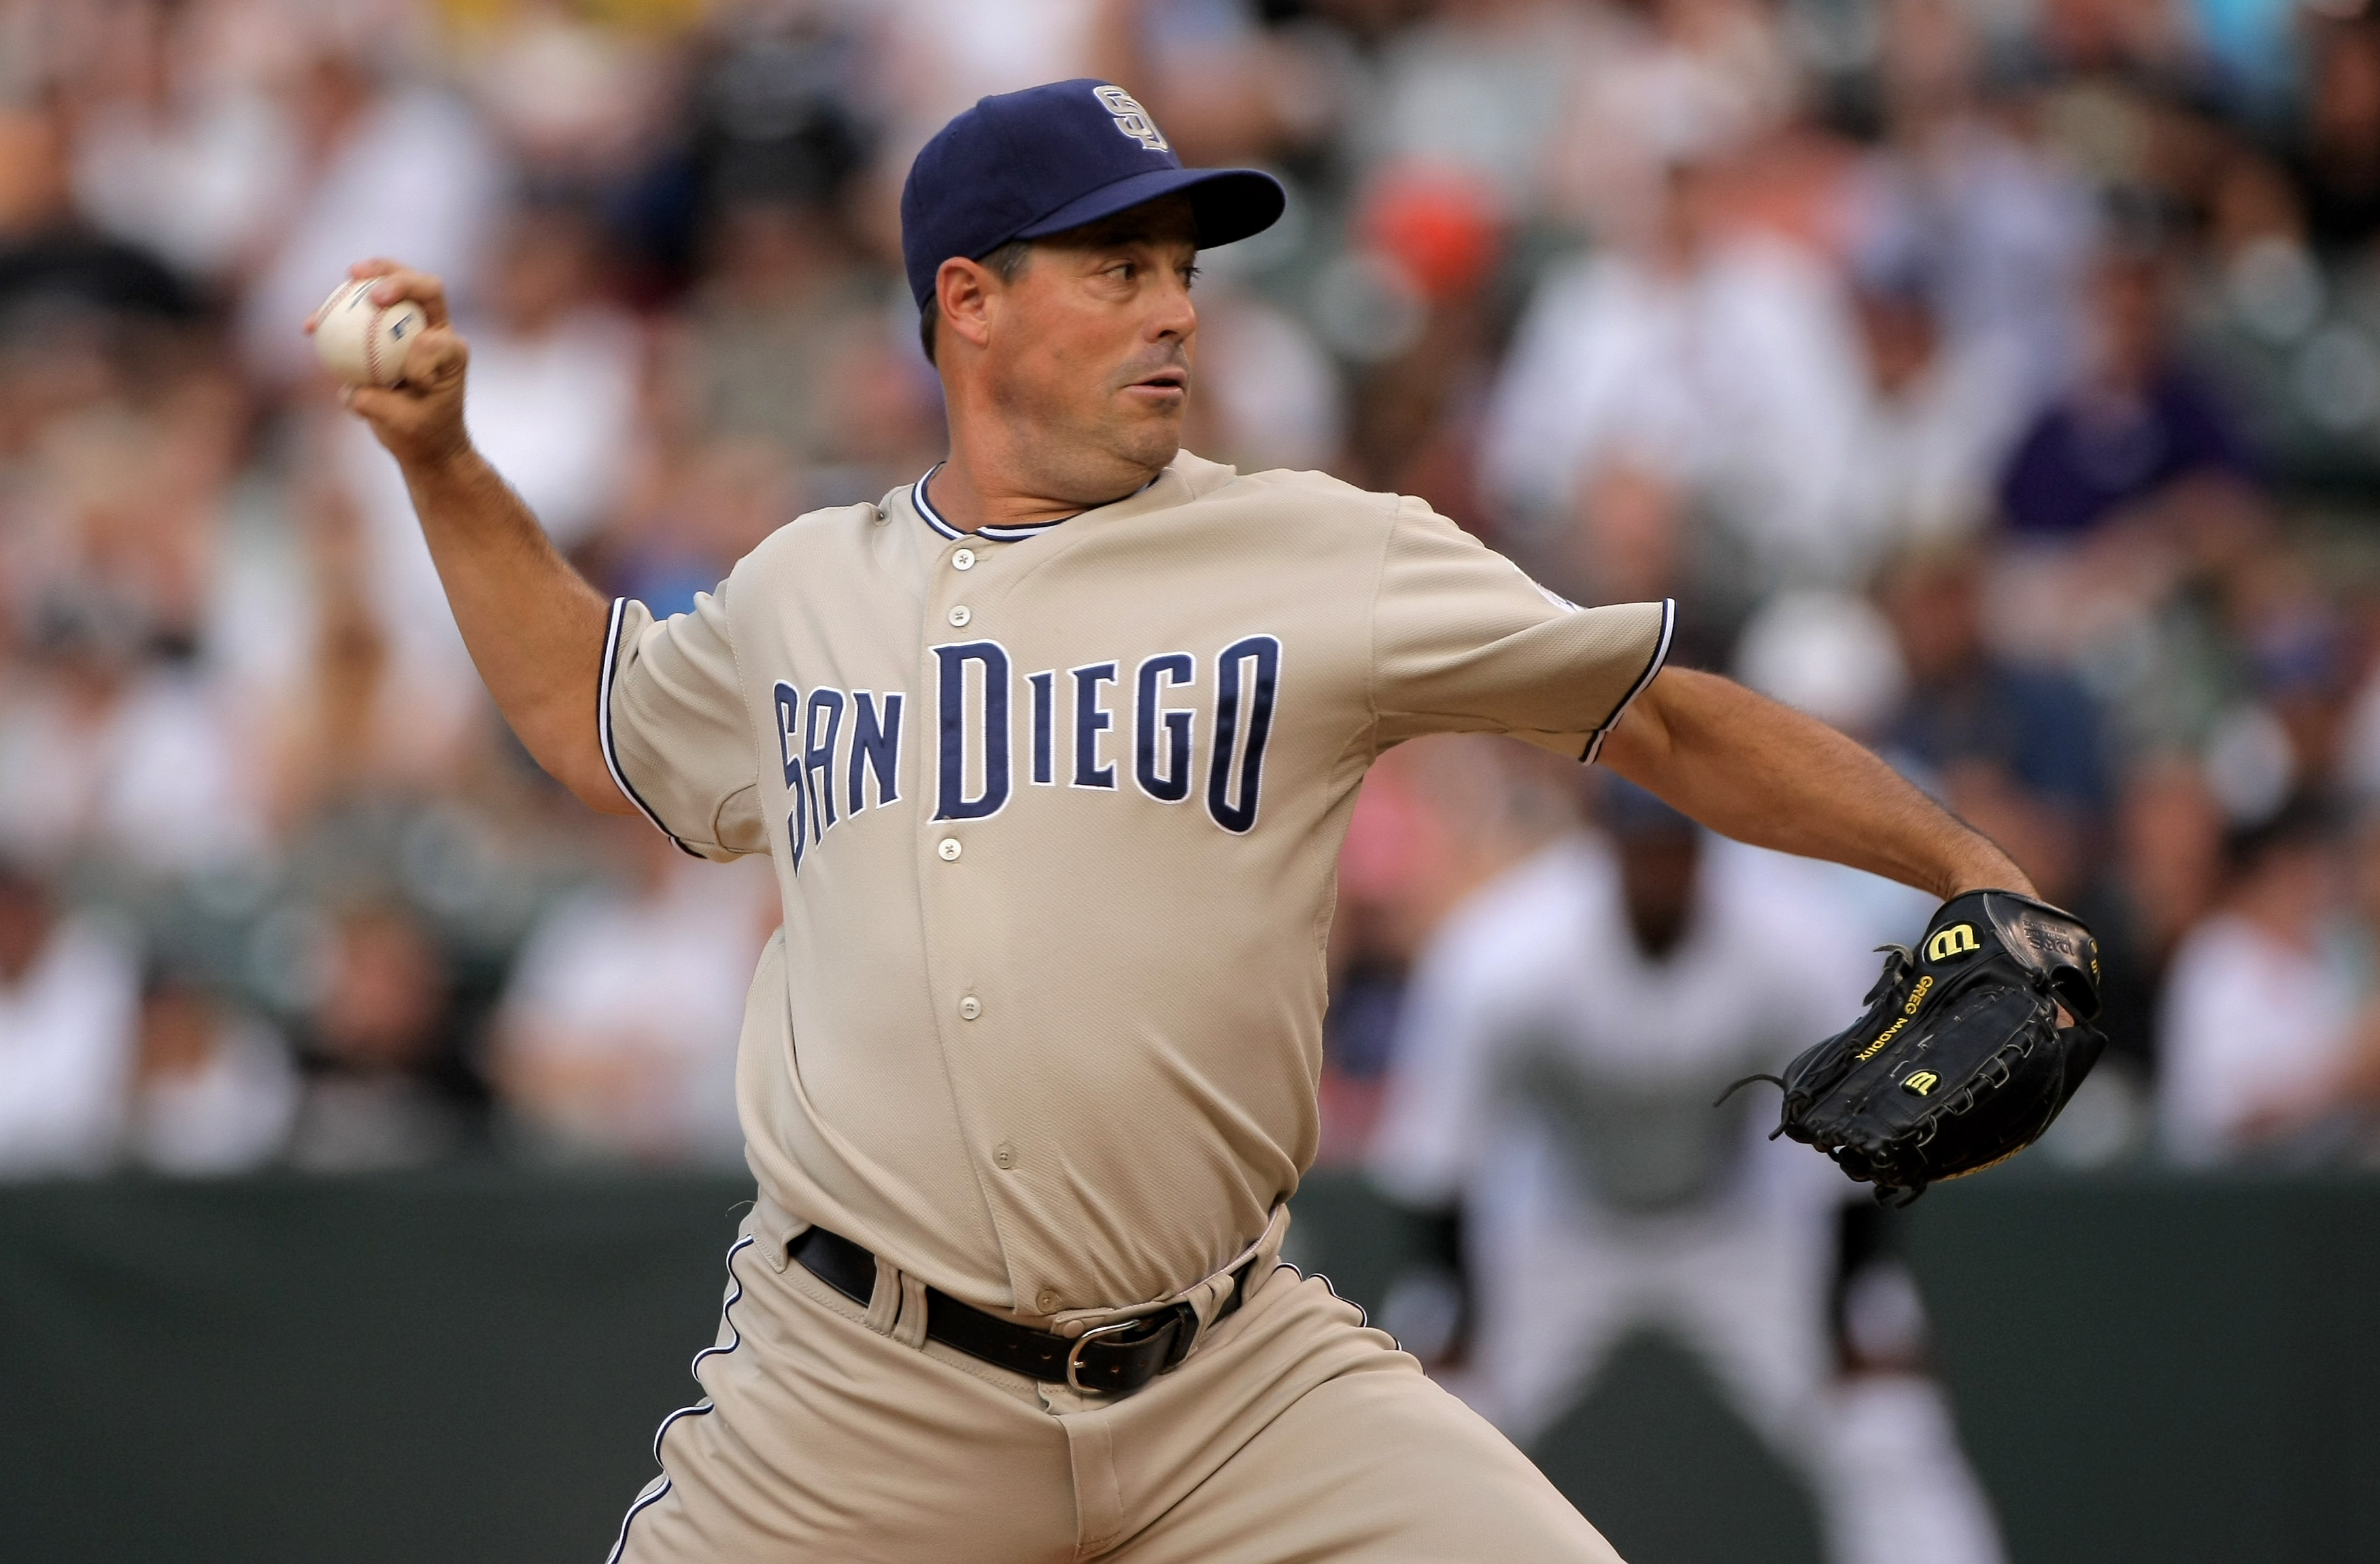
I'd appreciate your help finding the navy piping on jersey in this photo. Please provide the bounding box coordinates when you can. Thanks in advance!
[606,1234,758,1564]
[1582,596,1676,765]
[600,597,705,858]
[913,464,1070,543]
[911,463,1160,544]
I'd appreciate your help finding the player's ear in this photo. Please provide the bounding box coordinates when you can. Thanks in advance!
[936,257,998,354]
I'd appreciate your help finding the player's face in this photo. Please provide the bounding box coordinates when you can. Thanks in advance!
[987,199,1201,499]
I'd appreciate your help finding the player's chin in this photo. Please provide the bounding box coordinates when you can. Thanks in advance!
[1104,411,1184,472]
[1117,381,1188,417]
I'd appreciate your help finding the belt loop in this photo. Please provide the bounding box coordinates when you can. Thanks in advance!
[864,1255,904,1337]
[1185,1203,1291,1356]
[751,1195,800,1274]
[891,1270,931,1350]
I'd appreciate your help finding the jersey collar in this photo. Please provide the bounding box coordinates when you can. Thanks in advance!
[911,462,1160,544]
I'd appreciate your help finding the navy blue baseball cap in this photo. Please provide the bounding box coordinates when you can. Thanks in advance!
[900,80,1286,311]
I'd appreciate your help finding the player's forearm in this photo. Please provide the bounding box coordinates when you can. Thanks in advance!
[1598,667,2035,901]
[398,447,633,815]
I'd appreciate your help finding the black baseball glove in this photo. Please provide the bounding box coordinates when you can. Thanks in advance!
[1739,889,2105,1204]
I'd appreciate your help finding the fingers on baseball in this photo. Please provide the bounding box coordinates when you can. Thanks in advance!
[403,326,468,387]
[352,260,451,328]
[343,384,395,421]
[340,329,463,421]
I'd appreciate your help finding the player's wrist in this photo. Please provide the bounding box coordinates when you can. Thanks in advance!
[395,429,486,486]
[1933,842,2035,904]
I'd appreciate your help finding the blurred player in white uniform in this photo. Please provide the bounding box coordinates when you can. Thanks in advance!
[1370,780,2004,1564]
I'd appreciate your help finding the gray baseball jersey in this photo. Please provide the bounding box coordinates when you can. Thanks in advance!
[600,451,1672,1319]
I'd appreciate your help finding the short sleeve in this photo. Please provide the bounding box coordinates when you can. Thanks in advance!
[1370,497,1673,760]
[601,592,768,861]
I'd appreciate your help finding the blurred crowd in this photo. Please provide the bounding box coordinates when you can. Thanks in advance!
[0,0,2377,1193]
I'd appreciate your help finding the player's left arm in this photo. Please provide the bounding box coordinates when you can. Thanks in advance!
[1597,667,2037,902]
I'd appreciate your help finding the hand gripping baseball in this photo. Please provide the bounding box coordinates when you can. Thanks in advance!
[1724,890,2106,1204]
[305,259,473,471]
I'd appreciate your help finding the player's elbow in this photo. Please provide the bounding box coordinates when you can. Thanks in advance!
[550,743,638,817]
[1594,665,1688,781]
[571,773,642,819]
[512,708,637,817]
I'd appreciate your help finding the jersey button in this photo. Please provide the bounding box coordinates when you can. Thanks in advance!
[937,838,962,862]
[1035,1288,1061,1314]
[952,547,976,571]
[993,1142,1017,1170]
[958,995,982,1021]
[948,605,972,627]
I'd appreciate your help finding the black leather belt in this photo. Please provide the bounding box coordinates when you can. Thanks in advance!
[791,1225,1255,1396]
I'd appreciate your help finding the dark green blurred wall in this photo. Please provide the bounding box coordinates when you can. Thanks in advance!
[1,1170,2374,1564]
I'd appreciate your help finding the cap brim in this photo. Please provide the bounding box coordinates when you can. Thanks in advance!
[1014,165,1286,252]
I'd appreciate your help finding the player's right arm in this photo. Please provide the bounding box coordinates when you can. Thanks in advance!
[318,260,636,819]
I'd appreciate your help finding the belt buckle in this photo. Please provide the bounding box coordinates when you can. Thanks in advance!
[1064,1316,1151,1394]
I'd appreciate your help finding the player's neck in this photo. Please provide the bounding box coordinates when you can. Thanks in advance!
[928,439,1166,534]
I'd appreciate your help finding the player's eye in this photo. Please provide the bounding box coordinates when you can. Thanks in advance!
[1180,263,1200,289]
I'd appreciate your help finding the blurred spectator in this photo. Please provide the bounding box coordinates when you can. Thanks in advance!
[665,194,897,476]
[285,898,477,1172]
[457,193,644,553]
[691,1,875,218]
[1733,588,1941,947]
[1090,0,1342,167]
[2159,798,2380,1164]
[1998,240,2257,540]
[1178,282,1344,474]
[123,959,299,1176]
[2283,12,2380,260]
[463,1,679,190]
[264,468,481,815]
[2084,753,2225,1080]
[1544,0,1798,247]
[602,433,798,620]
[1734,588,1909,739]
[238,26,506,387]
[63,0,300,286]
[0,591,268,881]
[1351,0,1597,220]
[1368,783,2005,1564]
[1838,262,2034,561]
[1852,0,2098,405]
[1482,152,1869,594]
[0,859,140,1178]
[488,819,768,1167]
[1878,545,2109,905]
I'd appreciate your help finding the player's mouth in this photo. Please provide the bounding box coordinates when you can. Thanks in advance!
[1123,367,1189,401]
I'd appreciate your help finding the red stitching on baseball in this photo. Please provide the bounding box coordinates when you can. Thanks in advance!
[363,292,384,386]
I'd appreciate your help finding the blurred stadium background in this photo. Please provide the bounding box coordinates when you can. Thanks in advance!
[0,0,2377,1559]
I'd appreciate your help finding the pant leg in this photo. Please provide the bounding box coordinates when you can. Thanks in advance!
[1661,1208,1835,1458]
[1469,1217,1656,1448]
[1660,1210,2007,1564]
[1097,1269,1625,1564]
[1812,1375,2007,1564]
[608,1208,1078,1564]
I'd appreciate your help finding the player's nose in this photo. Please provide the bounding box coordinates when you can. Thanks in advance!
[1146,276,1196,343]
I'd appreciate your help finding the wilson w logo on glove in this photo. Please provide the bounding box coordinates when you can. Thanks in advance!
[1720,890,2104,1205]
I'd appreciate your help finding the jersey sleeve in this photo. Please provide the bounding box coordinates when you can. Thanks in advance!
[1370,496,1673,760]
[600,590,768,862]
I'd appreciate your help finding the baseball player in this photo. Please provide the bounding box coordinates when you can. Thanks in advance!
[1369,783,2005,1564]
[326,79,2037,1564]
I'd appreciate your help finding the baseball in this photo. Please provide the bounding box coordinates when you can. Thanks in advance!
[311,277,427,388]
